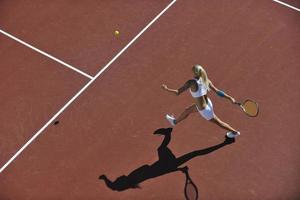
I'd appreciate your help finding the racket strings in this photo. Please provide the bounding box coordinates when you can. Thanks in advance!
[242,100,259,117]
[186,182,198,200]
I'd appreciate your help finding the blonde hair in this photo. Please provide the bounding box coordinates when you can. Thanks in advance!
[193,64,210,90]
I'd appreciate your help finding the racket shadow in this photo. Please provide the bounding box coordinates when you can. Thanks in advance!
[99,127,235,192]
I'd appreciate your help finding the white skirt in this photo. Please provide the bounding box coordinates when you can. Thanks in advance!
[196,98,214,120]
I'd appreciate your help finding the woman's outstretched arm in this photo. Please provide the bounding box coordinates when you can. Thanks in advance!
[162,80,193,96]
[209,80,236,103]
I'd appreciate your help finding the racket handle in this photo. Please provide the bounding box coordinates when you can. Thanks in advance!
[234,102,242,106]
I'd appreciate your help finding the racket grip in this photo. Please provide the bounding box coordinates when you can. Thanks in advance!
[234,102,242,106]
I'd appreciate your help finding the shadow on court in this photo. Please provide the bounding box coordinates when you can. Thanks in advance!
[99,128,235,192]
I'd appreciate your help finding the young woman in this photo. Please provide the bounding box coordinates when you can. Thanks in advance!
[161,64,240,138]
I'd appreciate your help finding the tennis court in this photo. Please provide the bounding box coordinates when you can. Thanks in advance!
[1,1,299,199]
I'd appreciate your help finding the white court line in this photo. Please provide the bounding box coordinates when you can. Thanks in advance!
[0,29,93,79]
[0,0,177,173]
[273,0,300,12]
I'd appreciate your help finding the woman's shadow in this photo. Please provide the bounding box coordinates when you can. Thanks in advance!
[99,128,235,191]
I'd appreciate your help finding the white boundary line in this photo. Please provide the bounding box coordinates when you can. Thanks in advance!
[0,0,177,173]
[0,29,93,79]
[273,0,300,12]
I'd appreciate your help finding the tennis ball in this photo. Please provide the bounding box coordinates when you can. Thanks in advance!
[114,30,120,36]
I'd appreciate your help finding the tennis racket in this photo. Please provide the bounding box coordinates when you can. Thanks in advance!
[235,99,259,117]
[183,167,199,200]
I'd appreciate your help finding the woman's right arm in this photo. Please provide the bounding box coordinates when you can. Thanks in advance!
[209,80,236,103]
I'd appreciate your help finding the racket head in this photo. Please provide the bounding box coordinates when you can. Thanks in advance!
[184,171,199,200]
[241,99,259,117]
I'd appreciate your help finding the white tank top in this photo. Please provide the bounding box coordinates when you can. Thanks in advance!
[189,78,209,98]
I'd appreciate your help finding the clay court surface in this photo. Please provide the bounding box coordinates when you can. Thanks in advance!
[0,0,299,199]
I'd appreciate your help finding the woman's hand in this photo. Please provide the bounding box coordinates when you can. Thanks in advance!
[161,84,179,95]
[230,97,236,104]
[161,84,168,90]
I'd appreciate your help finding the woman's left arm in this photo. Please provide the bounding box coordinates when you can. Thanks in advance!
[162,80,192,96]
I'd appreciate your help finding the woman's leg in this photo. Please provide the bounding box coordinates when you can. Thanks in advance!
[175,104,198,124]
[209,114,239,133]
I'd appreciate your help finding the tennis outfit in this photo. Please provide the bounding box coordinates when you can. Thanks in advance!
[189,78,214,120]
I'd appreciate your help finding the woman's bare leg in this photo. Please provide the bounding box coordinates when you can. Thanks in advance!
[175,104,198,124]
[209,115,239,133]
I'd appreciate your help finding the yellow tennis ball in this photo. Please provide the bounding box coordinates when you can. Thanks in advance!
[114,30,120,36]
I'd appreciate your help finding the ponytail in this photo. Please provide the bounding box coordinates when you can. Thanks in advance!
[193,65,210,91]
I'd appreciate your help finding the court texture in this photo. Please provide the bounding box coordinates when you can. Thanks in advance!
[0,0,299,199]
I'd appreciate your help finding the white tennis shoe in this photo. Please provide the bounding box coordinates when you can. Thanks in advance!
[226,131,240,138]
[166,114,176,126]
